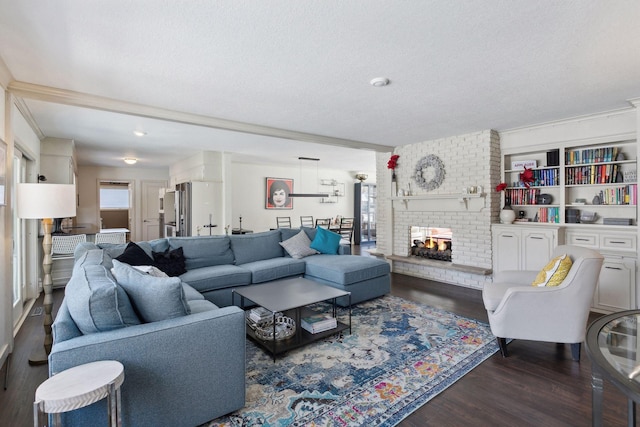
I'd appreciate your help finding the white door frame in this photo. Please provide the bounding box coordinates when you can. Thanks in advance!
[141,180,166,241]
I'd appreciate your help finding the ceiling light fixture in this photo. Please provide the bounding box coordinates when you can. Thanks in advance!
[288,157,330,198]
[133,130,147,137]
[123,157,137,165]
[370,77,390,87]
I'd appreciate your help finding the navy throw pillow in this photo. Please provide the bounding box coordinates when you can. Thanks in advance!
[153,247,187,277]
[114,242,154,266]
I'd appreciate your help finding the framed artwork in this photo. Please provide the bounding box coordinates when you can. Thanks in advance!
[0,139,5,206]
[265,177,293,209]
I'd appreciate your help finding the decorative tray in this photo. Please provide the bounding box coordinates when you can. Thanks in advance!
[246,312,296,341]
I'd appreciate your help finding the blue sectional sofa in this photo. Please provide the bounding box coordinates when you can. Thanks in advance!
[50,227,390,426]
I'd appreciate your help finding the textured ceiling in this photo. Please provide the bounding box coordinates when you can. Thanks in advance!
[0,1,639,170]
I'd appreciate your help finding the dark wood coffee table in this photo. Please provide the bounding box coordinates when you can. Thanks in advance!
[232,276,351,361]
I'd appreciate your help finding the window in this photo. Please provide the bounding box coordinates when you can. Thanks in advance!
[100,184,130,209]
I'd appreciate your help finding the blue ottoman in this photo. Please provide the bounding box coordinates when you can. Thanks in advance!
[303,255,391,306]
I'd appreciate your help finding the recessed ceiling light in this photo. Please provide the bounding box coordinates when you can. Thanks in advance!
[370,77,390,87]
[133,130,147,137]
[124,157,137,165]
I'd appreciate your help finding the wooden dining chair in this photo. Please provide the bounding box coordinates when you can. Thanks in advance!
[315,218,331,229]
[300,216,314,228]
[276,217,292,228]
[338,217,355,243]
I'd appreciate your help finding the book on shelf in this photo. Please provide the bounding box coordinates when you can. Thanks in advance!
[301,314,337,334]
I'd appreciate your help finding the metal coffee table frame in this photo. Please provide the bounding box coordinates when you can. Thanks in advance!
[232,277,351,361]
[586,309,640,427]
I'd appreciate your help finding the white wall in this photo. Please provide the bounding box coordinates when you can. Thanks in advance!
[230,161,370,232]
[77,166,169,241]
[0,89,43,371]
[0,85,9,372]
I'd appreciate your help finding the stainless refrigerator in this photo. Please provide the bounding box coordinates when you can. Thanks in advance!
[175,181,223,236]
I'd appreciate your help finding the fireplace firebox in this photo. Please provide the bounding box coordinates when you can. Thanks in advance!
[410,227,452,262]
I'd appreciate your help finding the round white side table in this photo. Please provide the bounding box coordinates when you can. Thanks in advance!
[33,360,125,427]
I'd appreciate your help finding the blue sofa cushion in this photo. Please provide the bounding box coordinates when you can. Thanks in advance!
[188,299,220,314]
[51,300,83,342]
[241,258,306,283]
[281,226,317,241]
[182,282,205,301]
[230,230,284,265]
[152,246,187,276]
[180,264,252,293]
[304,255,391,285]
[112,260,191,323]
[148,238,170,253]
[74,248,112,270]
[310,227,341,255]
[169,236,234,269]
[65,263,140,335]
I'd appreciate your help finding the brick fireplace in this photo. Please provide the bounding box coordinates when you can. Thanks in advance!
[376,130,501,290]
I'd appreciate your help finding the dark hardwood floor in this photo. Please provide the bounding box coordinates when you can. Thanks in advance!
[0,244,632,426]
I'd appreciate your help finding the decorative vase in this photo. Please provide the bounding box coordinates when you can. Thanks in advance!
[500,206,516,224]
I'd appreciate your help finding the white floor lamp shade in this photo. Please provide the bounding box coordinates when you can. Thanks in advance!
[17,183,76,364]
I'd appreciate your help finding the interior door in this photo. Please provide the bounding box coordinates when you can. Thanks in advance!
[142,180,166,241]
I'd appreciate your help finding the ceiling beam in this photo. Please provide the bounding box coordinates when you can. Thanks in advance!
[8,81,395,153]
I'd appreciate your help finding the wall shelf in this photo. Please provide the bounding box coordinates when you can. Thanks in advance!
[320,179,344,203]
[392,192,484,200]
[391,193,486,212]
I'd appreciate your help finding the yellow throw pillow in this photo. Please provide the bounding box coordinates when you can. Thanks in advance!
[531,254,573,287]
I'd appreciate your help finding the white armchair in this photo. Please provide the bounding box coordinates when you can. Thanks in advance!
[483,245,604,361]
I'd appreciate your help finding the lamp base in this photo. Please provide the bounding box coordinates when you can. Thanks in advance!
[28,346,48,366]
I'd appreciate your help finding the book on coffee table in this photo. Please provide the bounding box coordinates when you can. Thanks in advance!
[301,314,337,334]
[249,307,273,323]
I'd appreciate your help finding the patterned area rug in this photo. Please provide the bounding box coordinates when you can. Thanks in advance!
[204,295,498,427]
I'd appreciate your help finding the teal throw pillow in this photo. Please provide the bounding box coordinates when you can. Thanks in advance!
[112,260,191,323]
[310,226,341,255]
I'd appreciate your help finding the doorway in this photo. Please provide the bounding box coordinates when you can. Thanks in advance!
[99,181,132,231]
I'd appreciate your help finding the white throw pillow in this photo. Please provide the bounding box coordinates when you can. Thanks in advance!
[133,265,169,277]
[279,230,319,259]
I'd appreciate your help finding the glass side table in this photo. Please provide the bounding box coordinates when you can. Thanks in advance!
[586,310,640,427]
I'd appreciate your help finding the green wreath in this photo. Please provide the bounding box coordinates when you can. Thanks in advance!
[414,155,445,191]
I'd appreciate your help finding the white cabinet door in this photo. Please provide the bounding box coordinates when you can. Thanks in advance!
[594,255,636,312]
[522,229,556,271]
[493,228,521,273]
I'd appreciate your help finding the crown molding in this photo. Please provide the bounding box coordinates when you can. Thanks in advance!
[0,56,12,89]
[628,97,640,108]
[8,81,394,153]
[13,96,45,140]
